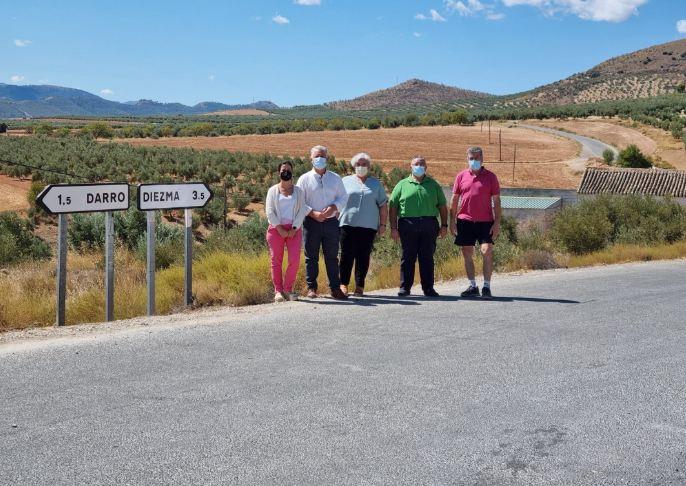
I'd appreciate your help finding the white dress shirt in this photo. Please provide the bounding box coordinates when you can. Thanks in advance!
[296,169,349,219]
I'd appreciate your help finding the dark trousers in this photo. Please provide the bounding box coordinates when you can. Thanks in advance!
[339,225,377,288]
[398,217,439,291]
[303,217,341,291]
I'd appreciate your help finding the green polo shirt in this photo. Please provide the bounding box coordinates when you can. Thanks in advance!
[389,175,447,218]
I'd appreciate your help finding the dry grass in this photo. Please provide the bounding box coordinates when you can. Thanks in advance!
[0,175,31,213]
[118,124,581,188]
[3,241,686,331]
[566,241,686,268]
[205,109,271,116]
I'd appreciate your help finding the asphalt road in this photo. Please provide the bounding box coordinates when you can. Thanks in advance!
[2,261,686,485]
[518,123,619,170]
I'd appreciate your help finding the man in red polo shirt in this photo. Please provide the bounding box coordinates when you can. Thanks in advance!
[449,146,502,300]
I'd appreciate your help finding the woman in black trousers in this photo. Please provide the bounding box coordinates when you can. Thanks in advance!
[338,153,388,296]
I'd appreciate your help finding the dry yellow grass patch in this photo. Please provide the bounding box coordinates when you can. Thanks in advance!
[2,242,686,331]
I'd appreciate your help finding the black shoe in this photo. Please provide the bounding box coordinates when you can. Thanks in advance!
[398,288,411,297]
[461,285,480,298]
[481,287,492,300]
[423,289,439,297]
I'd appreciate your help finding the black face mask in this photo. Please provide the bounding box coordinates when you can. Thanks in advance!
[280,171,293,181]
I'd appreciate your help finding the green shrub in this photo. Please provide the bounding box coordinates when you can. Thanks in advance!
[516,223,551,252]
[615,144,651,168]
[602,149,615,164]
[201,213,268,255]
[0,212,51,266]
[69,213,106,250]
[551,201,613,254]
[499,216,518,244]
[135,222,184,269]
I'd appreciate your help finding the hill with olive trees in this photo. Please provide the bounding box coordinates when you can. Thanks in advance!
[326,79,492,110]
[507,38,686,107]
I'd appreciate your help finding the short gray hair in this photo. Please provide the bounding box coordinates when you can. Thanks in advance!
[350,152,371,167]
[310,145,328,157]
[410,155,426,165]
[467,146,483,156]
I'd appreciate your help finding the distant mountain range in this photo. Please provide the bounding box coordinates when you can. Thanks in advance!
[0,84,278,118]
[2,39,686,119]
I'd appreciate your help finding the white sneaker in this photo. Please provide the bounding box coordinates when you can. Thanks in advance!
[288,292,299,301]
[274,292,285,303]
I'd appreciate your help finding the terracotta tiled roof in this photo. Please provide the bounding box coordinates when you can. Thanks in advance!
[578,167,686,197]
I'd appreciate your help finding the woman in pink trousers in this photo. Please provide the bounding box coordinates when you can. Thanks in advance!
[265,161,310,302]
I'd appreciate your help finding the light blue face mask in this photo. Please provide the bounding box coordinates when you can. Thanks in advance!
[468,158,482,171]
[312,157,327,170]
[412,165,426,177]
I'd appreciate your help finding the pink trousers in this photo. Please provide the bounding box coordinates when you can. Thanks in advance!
[266,224,302,293]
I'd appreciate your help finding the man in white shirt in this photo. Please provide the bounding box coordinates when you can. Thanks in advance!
[296,145,349,300]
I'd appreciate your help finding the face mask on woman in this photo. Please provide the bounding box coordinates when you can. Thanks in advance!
[312,157,327,170]
[355,166,369,177]
[280,170,293,181]
[412,165,426,177]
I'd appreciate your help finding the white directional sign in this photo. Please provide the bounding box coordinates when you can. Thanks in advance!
[137,182,213,210]
[36,183,130,214]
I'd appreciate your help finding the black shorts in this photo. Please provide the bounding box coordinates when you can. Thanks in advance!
[455,219,494,246]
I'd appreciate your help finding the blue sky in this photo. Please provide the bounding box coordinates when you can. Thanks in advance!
[2,0,685,107]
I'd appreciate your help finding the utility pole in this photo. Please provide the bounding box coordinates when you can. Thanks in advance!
[499,129,502,162]
[488,119,491,144]
[513,144,517,183]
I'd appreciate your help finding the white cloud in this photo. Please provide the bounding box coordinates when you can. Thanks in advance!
[10,75,25,83]
[415,9,446,21]
[294,0,321,5]
[13,39,31,47]
[446,0,485,16]
[678,19,686,34]
[413,32,422,37]
[487,11,506,20]
[500,0,647,22]
[272,14,290,24]
[100,88,114,96]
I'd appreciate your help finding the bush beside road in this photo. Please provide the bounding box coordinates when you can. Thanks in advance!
[1,195,686,330]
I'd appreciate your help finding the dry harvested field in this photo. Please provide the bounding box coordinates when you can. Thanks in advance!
[531,117,686,171]
[121,124,582,188]
[205,109,271,116]
[0,175,31,213]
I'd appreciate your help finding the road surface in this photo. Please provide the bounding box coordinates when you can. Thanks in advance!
[519,123,619,171]
[1,261,685,485]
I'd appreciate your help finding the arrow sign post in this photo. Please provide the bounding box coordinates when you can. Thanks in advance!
[36,183,130,326]
[137,183,213,313]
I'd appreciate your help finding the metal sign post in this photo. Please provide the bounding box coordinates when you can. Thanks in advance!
[146,211,156,316]
[105,211,115,321]
[184,209,193,306]
[137,182,213,311]
[56,214,68,327]
[36,183,130,326]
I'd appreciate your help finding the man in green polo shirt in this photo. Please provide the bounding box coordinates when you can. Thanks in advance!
[389,156,448,297]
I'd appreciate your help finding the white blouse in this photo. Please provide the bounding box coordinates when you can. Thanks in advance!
[277,193,295,224]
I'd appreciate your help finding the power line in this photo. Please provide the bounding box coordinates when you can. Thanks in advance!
[0,159,89,182]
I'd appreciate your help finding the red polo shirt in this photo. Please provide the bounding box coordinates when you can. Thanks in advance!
[452,167,500,222]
